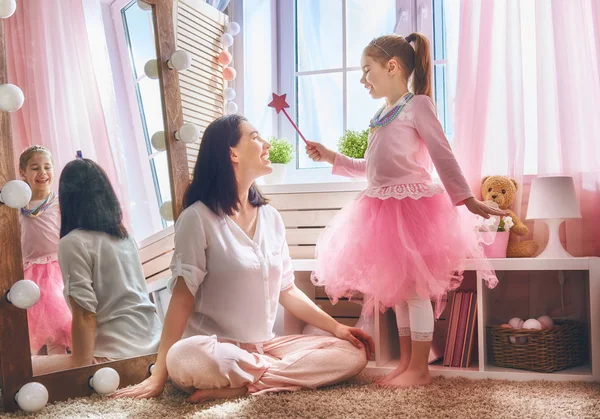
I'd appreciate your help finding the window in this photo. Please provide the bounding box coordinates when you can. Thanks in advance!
[275,0,452,183]
[120,1,172,227]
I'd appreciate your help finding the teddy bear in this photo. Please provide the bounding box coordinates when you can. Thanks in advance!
[481,176,538,258]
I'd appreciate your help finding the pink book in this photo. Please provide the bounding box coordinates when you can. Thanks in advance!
[452,291,471,367]
[444,292,463,367]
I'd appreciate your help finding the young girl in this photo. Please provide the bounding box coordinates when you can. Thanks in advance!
[306,33,506,388]
[32,158,161,375]
[19,145,72,355]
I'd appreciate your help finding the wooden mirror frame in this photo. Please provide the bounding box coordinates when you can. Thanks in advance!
[0,0,189,412]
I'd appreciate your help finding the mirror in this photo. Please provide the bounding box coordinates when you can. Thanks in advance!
[3,0,172,375]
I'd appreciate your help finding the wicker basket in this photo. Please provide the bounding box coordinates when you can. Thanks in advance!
[488,320,587,373]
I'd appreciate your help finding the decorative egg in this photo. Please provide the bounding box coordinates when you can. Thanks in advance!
[523,319,543,330]
[537,315,554,330]
[508,317,524,329]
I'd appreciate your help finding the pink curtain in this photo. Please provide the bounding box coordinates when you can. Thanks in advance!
[4,0,131,228]
[453,0,600,257]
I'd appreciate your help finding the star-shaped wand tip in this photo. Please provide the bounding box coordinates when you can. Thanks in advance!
[267,93,290,114]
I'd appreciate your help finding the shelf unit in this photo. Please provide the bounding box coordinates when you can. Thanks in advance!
[292,257,600,382]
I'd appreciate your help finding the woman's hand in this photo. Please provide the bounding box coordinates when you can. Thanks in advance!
[305,141,336,164]
[334,324,375,360]
[464,197,509,219]
[112,374,166,399]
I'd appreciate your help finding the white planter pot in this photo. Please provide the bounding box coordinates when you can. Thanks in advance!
[262,163,287,184]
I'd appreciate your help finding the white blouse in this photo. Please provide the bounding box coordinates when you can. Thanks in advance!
[58,230,162,359]
[167,202,295,344]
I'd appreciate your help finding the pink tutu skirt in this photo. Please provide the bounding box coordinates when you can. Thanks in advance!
[312,192,498,318]
[24,260,72,353]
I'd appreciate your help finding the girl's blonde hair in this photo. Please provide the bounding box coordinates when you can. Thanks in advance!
[19,145,54,172]
[364,33,433,99]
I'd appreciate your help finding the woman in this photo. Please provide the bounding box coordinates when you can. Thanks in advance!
[32,159,162,375]
[114,115,373,402]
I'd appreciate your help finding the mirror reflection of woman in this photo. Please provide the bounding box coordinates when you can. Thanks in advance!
[32,159,161,375]
[19,145,72,356]
[115,115,374,402]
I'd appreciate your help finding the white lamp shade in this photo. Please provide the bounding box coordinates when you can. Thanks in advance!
[159,201,174,221]
[225,101,238,115]
[0,179,32,208]
[151,131,166,151]
[526,176,581,220]
[137,0,152,11]
[6,279,40,309]
[0,0,17,19]
[15,382,48,413]
[175,123,200,144]
[168,50,192,71]
[224,87,236,101]
[144,59,159,79]
[0,83,25,112]
[226,21,241,36]
[220,33,234,48]
[89,367,120,395]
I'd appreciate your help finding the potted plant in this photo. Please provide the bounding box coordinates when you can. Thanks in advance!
[338,128,369,159]
[263,137,294,185]
[482,216,514,258]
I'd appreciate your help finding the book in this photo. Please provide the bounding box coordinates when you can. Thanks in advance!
[462,292,478,368]
[452,291,472,367]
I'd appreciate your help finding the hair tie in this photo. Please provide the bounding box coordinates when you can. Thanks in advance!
[405,34,415,43]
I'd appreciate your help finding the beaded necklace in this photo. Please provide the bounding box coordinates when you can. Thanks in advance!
[369,92,414,132]
[21,191,56,217]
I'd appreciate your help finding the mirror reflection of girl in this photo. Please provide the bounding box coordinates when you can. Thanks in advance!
[19,146,72,356]
[32,159,161,375]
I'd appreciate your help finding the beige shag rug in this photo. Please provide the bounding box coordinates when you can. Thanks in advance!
[2,375,600,419]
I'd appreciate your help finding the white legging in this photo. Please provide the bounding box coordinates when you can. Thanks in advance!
[394,297,435,342]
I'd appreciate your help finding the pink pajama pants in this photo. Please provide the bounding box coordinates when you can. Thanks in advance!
[166,334,367,395]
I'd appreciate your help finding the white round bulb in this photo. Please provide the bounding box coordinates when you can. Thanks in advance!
[0,83,25,112]
[0,0,17,19]
[220,33,234,48]
[149,364,156,374]
[144,59,159,80]
[6,279,40,309]
[224,87,236,102]
[226,21,240,36]
[151,131,166,151]
[0,179,32,208]
[15,382,48,413]
[159,201,174,221]
[137,0,152,11]
[89,367,120,395]
[168,50,192,71]
[225,101,238,115]
[175,123,200,144]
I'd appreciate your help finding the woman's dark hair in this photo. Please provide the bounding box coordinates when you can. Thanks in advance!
[59,158,128,239]
[183,114,268,215]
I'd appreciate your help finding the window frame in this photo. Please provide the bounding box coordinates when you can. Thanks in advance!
[271,0,442,187]
[110,0,170,226]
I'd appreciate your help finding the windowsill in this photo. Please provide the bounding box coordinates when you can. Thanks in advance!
[259,179,368,194]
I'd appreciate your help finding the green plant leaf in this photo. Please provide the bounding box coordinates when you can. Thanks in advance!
[337,128,369,159]
[268,137,294,164]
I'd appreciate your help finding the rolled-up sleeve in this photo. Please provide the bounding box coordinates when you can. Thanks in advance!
[167,207,208,297]
[58,235,97,313]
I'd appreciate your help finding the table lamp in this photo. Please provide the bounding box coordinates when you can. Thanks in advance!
[526,176,581,258]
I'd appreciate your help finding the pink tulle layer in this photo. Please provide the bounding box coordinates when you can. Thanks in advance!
[312,193,498,318]
[24,260,72,353]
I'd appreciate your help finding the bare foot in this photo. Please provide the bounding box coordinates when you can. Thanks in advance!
[187,386,248,403]
[381,369,432,389]
[375,362,409,386]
